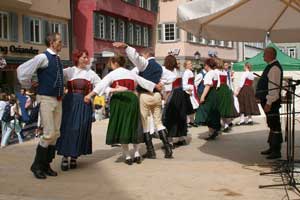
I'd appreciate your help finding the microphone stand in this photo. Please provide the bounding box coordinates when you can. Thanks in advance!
[254,73,300,195]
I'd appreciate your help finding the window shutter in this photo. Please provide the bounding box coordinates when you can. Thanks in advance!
[133,24,137,46]
[157,24,162,42]
[149,27,152,47]
[151,0,158,12]
[23,15,30,43]
[141,26,144,46]
[105,16,111,40]
[41,20,49,44]
[93,13,100,38]
[176,26,180,41]
[9,12,18,42]
[61,24,68,47]
[126,22,131,44]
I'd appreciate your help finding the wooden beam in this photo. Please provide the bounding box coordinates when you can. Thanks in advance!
[281,0,300,14]
[268,0,291,32]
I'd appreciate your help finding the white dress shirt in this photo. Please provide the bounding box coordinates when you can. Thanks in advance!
[266,60,282,105]
[17,48,59,88]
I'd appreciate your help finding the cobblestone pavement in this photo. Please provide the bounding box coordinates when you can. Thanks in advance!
[0,118,300,200]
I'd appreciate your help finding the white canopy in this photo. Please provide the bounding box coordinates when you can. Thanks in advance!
[177,0,300,42]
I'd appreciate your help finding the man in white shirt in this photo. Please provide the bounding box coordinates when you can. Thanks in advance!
[17,32,63,179]
[256,47,283,159]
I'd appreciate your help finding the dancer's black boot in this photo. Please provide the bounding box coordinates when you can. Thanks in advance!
[30,145,48,179]
[143,132,156,159]
[158,129,173,159]
[44,145,58,176]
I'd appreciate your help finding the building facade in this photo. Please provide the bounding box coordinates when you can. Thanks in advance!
[276,43,300,60]
[0,0,71,93]
[73,0,158,78]
[155,0,238,69]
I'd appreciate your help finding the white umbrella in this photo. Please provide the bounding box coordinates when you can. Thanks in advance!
[177,0,300,42]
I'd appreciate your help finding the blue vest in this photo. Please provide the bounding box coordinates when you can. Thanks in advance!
[37,51,64,97]
[255,60,283,103]
[137,59,162,93]
[197,70,206,95]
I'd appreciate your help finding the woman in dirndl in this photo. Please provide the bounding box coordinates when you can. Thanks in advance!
[84,55,156,165]
[182,60,199,127]
[162,55,190,147]
[199,58,221,140]
[215,59,239,132]
[235,62,260,125]
[56,49,101,171]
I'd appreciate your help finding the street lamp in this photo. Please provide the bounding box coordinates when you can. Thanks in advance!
[194,51,201,73]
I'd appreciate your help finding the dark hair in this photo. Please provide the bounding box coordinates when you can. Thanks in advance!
[9,94,17,104]
[204,58,217,69]
[72,49,89,66]
[110,54,126,67]
[45,32,61,47]
[164,55,178,71]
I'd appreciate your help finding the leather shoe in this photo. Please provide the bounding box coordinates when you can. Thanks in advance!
[125,158,133,165]
[261,148,272,155]
[31,168,47,179]
[44,166,58,176]
[266,152,281,159]
[134,156,142,164]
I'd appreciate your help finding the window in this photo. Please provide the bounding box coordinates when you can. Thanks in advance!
[119,20,125,42]
[29,18,41,43]
[219,41,225,47]
[110,18,116,41]
[279,47,286,54]
[123,0,136,4]
[139,0,151,10]
[187,32,197,43]
[128,23,134,44]
[164,23,175,41]
[135,25,141,46]
[215,40,221,46]
[227,41,233,48]
[143,26,149,47]
[0,12,9,40]
[50,23,62,34]
[208,40,215,46]
[200,37,207,45]
[288,47,297,58]
[98,15,105,39]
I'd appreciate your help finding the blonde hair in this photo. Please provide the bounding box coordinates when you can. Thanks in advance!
[183,60,192,68]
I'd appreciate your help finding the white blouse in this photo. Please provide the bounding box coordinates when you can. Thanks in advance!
[238,71,254,88]
[63,66,101,87]
[182,69,194,91]
[93,67,156,96]
[204,70,218,86]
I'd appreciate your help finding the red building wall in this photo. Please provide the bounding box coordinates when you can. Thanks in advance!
[73,0,157,58]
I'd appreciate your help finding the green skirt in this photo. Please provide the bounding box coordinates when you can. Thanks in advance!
[196,88,221,130]
[106,91,140,145]
[216,85,239,118]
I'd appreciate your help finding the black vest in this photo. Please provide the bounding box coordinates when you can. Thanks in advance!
[255,60,283,103]
[136,59,162,93]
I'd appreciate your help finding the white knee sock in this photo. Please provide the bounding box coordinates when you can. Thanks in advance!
[121,144,131,160]
[133,144,140,158]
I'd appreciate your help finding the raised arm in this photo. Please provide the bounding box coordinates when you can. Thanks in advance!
[113,42,148,72]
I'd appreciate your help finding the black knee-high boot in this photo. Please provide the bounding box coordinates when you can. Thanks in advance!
[44,145,58,176]
[158,129,173,159]
[30,144,48,179]
[261,131,273,155]
[143,132,156,159]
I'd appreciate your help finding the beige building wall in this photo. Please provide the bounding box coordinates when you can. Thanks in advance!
[156,0,238,65]
[0,0,70,60]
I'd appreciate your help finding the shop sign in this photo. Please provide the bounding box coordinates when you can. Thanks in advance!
[0,45,39,55]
